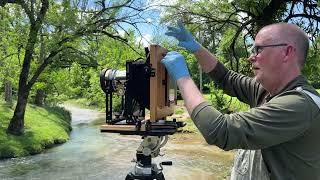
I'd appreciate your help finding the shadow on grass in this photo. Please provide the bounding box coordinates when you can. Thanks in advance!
[30,105,72,132]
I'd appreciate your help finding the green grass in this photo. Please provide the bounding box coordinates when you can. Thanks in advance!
[203,93,249,112]
[174,108,185,115]
[0,100,72,159]
[179,117,201,134]
[170,100,199,134]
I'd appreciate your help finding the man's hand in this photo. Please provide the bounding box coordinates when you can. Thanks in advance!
[166,21,201,53]
[161,51,190,82]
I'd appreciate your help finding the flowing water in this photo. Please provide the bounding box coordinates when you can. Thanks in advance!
[0,106,233,180]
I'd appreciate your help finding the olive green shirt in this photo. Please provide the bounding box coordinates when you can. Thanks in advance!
[191,62,320,180]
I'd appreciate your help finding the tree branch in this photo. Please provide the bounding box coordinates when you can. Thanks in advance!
[27,48,63,90]
[230,19,253,71]
[93,0,132,19]
[286,13,320,21]
[0,0,17,7]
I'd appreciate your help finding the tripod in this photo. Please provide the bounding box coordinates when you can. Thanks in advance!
[125,136,172,180]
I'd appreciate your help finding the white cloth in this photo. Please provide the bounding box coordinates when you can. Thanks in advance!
[230,149,270,180]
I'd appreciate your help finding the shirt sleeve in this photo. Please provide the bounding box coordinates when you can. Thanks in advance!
[191,90,313,150]
[208,61,266,107]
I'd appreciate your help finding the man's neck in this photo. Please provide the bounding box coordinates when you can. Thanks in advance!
[268,74,300,96]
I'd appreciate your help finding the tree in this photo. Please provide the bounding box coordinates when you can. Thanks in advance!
[160,0,320,72]
[0,0,152,135]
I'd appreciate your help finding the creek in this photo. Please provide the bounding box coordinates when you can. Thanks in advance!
[0,105,233,180]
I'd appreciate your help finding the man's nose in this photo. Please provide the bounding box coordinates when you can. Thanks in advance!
[248,54,256,63]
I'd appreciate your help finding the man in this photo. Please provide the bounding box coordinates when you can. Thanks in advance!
[161,22,320,180]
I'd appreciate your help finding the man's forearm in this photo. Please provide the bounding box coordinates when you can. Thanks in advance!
[194,47,218,73]
[177,77,205,115]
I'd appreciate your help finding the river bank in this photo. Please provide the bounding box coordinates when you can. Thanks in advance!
[0,102,72,159]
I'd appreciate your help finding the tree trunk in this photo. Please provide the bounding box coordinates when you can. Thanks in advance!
[4,0,49,136]
[7,90,29,135]
[4,80,12,103]
[35,89,45,106]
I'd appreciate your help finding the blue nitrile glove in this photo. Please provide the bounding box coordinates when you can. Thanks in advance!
[165,21,201,53]
[161,51,190,81]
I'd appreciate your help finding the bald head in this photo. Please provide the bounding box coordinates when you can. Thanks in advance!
[259,23,309,67]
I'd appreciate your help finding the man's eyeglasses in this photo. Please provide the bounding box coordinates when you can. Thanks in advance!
[250,43,288,56]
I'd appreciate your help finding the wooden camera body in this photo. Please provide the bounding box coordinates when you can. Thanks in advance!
[99,45,183,136]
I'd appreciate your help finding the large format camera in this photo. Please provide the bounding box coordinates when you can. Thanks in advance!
[99,45,184,180]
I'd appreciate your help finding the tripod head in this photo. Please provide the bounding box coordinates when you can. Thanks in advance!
[99,45,185,179]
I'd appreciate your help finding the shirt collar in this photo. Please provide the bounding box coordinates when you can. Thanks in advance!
[265,75,308,101]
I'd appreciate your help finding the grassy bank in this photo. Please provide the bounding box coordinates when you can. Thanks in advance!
[0,101,72,159]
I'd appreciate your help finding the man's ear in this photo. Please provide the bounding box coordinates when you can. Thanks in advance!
[283,45,295,62]
[286,45,295,55]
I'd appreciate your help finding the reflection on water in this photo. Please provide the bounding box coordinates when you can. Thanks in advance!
[0,106,233,180]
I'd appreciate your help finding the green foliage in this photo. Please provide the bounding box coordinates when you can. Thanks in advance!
[230,0,272,16]
[0,0,148,116]
[25,32,143,107]
[302,38,320,88]
[208,82,232,113]
[69,63,86,96]
[0,6,26,95]
[204,83,249,114]
[0,100,71,159]
[175,108,185,115]
[82,68,105,107]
